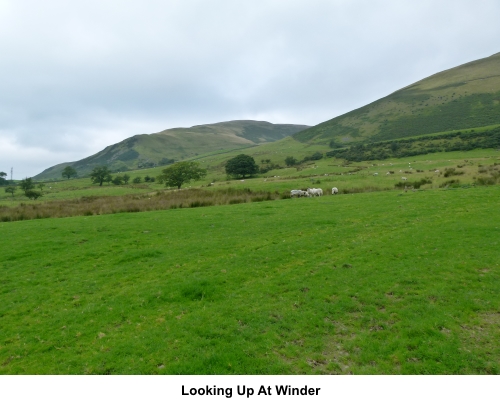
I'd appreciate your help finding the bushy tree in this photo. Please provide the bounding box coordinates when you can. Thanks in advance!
[25,190,42,200]
[285,156,298,166]
[0,171,7,186]
[62,166,77,179]
[122,174,130,184]
[111,176,124,185]
[4,185,16,197]
[19,177,35,193]
[157,161,207,189]
[225,154,259,178]
[90,166,112,186]
[132,176,142,184]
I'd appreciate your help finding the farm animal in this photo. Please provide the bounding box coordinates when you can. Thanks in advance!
[373,173,378,176]
[307,188,323,197]
[331,187,338,195]
[402,177,407,181]
[290,190,309,198]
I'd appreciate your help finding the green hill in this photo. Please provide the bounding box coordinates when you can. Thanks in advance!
[294,52,500,145]
[34,120,309,180]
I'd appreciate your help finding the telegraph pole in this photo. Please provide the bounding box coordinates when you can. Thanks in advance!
[11,167,13,181]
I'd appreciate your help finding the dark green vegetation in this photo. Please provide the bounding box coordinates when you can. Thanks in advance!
[294,52,500,145]
[225,154,259,178]
[62,166,77,180]
[90,166,113,187]
[18,178,42,200]
[157,162,207,189]
[34,121,309,181]
[0,172,7,186]
[326,126,500,162]
[1,187,499,374]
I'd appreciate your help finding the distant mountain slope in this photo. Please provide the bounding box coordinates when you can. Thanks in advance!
[34,120,309,180]
[294,52,500,145]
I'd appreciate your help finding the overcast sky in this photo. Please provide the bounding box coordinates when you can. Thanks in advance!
[1,0,499,178]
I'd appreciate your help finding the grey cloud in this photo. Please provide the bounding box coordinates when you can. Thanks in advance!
[0,0,499,177]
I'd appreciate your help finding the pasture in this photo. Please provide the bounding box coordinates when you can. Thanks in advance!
[2,149,499,212]
[1,185,499,374]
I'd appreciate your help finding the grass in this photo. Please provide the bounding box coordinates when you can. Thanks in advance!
[293,52,500,145]
[1,186,499,374]
[0,188,285,222]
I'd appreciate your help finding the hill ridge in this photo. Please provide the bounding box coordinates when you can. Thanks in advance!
[293,52,500,145]
[34,120,309,180]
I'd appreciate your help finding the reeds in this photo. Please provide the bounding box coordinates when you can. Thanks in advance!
[0,188,285,222]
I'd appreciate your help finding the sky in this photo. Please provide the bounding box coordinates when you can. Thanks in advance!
[1,0,500,179]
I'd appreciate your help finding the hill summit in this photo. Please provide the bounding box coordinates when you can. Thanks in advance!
[35,120,309,180]
[294,52,500,145]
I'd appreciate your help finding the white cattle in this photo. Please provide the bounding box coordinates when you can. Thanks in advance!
[332,187,339,195]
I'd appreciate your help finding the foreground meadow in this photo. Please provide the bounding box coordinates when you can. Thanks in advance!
[0,186,499,374]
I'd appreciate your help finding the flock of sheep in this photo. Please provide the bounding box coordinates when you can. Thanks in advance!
[290,187,338,197]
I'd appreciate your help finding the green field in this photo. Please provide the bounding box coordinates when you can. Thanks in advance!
[3,148,499,211]
[4,50,500,375]
[1,183,499,374]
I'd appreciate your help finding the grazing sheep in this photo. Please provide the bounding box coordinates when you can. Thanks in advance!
[332,187,339,195]
[402,177,407,181]
[291,190,309,198]
[307,188,323,197]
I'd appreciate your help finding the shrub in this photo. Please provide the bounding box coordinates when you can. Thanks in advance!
[25,190,42,200]
[476,177,496,185]
[111,176,124,185]
[440,179,460,188]
[444,168,464,177]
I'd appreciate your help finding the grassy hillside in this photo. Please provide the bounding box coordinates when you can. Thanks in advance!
[1,186,499,374]
[294,52,500,145]
[34,121,309,181]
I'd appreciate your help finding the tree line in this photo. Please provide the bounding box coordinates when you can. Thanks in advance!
[325,127,500,162]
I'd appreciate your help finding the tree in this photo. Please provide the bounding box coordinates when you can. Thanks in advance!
[111,176,124,185]
[225,154,259,178]
[90,166,112,186]
[122,174,130,184]
[132,176,142,184]
[285,156,298,166]
[38,182,45,191]
[62,166,77,179]
[157,161,207,189]
[4,185,16,197]
[25,190,42,200]
[0,171,7,186]
[19,177,35,193]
